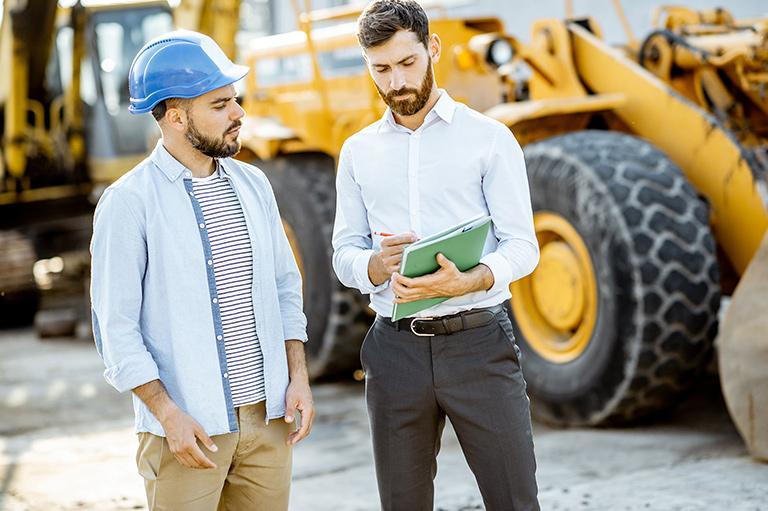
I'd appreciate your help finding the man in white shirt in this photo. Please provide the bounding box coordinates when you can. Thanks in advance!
[331,1,540,509]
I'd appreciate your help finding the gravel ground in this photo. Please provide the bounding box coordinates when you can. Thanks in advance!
[0,329,766,511]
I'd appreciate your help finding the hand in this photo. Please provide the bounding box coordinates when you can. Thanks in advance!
[284,378,315,445]
[368,232,419,286]
[392,253,469,303]
[159,405,218,469]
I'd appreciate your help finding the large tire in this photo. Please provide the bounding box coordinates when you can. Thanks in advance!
[0,231,39,327]
[30,218,93,339]
[255,154,370,378]
[514,131,720,426]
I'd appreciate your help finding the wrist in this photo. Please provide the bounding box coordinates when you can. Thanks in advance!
[464,264,493,294]
[285,340,309,383]
[289,371,310,385]
[368,252,387,286]
[156,399,180,424]
[461,272,478,295]
[479,263,495,291]
[288,363,309,383]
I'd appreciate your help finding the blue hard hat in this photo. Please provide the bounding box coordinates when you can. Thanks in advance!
[128,30,249,114]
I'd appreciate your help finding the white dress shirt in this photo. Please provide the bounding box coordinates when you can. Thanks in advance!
[332,90,539,318]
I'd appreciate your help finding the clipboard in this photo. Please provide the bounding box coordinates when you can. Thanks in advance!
[392,215,492,321]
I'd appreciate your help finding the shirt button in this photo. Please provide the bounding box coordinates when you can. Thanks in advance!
[223,373,228,378]
[199,223,205,229]
[217,335,223,341]
[207,260,213,265]
[185,171,191,177]
[189,192,195,197]
[212,297,218,304]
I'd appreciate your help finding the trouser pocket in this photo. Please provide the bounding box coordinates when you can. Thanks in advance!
[497,314,522,364]
[360,321,379,370]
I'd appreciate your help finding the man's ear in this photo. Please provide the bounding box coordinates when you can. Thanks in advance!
[429,33,442,64]
[164,104,187,133]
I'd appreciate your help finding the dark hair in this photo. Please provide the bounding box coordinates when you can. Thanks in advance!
[150,98,190,122]
[357,0,430,49]
[151,101,168,122]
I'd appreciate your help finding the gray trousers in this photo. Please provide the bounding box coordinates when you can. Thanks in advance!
[361,308,540,511]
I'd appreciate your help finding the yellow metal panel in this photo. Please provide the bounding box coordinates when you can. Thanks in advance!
[0,1,12,106]
[5,29,28,178]
[0,184,92,206]
[569,24,768,275]
[174,0,239,59]
[523,19,587,100]
[242,23,362,61]
[89,154,150,184]
[241,17,503,159]
[484,93,625,127]
[67,2,86,165]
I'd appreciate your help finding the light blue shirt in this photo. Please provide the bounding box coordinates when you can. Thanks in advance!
[90,141,307,436]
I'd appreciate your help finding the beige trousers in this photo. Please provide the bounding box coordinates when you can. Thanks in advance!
[136,402,293,511]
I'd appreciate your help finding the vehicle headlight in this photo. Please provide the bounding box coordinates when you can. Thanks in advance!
[487,38,514,67]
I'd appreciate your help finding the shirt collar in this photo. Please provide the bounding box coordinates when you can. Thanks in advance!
[150,140,231,182]
[377,89,456,134]
[432,89,457,123]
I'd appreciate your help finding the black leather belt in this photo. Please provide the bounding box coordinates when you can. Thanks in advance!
[379,304,505,337]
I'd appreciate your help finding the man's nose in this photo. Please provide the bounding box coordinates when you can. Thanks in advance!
[231,101,245,120]
[390,69,406,91]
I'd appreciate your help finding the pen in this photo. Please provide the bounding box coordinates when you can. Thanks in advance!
[373,231,394,237]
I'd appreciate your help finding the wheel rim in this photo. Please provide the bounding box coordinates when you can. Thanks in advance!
[510,212,598,363]
[282,219,305,282]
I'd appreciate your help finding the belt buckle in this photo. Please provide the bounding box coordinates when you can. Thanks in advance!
[410,317,435,337]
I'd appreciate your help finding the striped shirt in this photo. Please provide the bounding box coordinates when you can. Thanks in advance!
[192,168,265,407]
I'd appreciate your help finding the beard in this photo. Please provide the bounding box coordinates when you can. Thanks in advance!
[376,60,434,116]
[185,116,241,159]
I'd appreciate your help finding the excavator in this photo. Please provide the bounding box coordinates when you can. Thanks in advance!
[1,0,766,460]
[0,0,173,331]
[0,0,247,334]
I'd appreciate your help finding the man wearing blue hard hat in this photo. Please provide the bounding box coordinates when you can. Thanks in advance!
[90,30,313,510]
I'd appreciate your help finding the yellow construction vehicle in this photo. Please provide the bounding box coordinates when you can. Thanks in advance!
[501,3,768,461]
[0,0,173,332]
[4,0,764,460]
[231,2,768,459]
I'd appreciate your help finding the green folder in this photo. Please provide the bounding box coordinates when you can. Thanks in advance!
[391,215,492,321]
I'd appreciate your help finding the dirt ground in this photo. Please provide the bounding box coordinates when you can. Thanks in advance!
[0,328,766,511]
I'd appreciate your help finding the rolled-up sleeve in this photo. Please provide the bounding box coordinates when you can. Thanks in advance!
[332,142,390,295]
[262,175,308,343]
[90,189,159,393]
[480,125,540,293]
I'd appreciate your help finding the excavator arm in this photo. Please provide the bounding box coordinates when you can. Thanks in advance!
[1,0,59,180]
[173,0,241,60]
